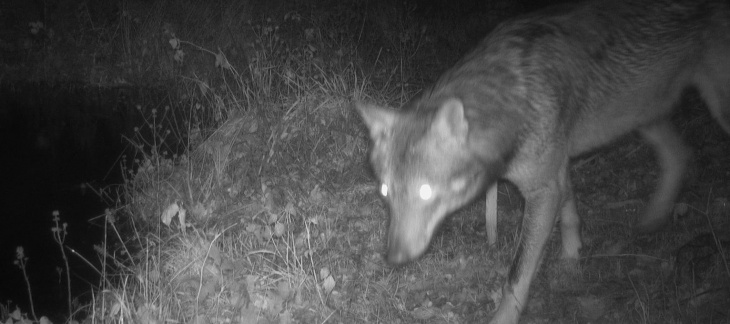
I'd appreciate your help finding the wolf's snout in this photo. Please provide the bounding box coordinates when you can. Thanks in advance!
[386,217,431,265]
[386,243,411,265]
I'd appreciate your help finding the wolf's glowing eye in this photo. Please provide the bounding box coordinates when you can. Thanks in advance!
[380,183,388,197]
[419,184,432,200]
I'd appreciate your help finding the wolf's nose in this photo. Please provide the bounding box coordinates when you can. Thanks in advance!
[387,238,420,265]
[387,248,409,265]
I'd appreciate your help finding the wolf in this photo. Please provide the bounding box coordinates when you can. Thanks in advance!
[357,0,730,322]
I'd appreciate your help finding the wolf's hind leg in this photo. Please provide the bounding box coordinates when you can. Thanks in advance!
[549,183,583,290]
[559,188,581,261]
[635,120,691,233]
[694,12,730,134]
[485,183,498,246]
[695,38,730,135]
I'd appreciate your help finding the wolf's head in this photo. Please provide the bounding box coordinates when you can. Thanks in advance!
[357,98,514,265]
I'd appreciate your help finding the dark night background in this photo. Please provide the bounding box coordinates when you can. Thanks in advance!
[0,85,125,319]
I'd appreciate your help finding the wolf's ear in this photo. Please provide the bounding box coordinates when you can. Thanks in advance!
[355,102,397,142]
[433,98,468,142]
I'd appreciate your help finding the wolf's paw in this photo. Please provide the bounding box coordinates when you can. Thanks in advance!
[549,258,583,291]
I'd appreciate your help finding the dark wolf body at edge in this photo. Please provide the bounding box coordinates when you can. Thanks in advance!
[358,0,730,322]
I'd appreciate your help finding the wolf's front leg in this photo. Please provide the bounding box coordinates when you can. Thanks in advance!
[491,164,568,324]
